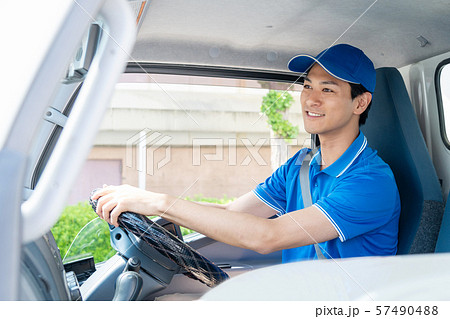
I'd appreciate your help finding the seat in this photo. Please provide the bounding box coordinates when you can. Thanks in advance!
[361,67,444,254]
[434,193,450,252]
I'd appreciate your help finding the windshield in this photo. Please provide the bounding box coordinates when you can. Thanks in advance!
[52,202,115,264]
[52,71,305,264]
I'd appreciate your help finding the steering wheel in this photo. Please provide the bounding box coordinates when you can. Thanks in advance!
[89,192,229,288]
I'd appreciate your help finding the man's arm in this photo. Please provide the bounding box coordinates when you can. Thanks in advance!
[227,191,280,218]
[156,194,338,254]
[93,185,338,254]
[172,191,279,218]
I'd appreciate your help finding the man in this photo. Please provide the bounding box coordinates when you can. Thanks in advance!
[93,44,400,262]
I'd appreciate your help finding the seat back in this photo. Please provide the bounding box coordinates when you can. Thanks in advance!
[361,67,444,254]
[434,193,450,252]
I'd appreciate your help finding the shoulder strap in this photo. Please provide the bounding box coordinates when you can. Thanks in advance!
[300,148,326,260]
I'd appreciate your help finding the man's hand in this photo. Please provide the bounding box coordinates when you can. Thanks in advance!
[91,184,167,227]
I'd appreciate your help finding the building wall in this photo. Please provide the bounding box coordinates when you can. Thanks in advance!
[69,144,303,205]
[66,76,307,205]
[68,158,122,205]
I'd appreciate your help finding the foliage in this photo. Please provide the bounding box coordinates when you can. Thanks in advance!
[261,90,299,140]
[52,195,235,264]
[51,202,115,263]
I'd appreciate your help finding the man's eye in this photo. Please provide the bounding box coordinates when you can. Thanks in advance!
[303,84,311,89]
[323,88,334,93]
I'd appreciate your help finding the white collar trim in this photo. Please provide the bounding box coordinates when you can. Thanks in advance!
[336,136,368,177]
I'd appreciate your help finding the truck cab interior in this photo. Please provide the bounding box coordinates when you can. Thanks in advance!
[2,0,450,302]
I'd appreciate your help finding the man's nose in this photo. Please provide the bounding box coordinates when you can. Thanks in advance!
[303,89,321,106]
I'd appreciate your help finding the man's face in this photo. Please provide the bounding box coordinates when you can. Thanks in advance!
[300,63,360,138]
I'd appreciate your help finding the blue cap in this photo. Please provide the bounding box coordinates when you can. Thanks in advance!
[287,44,376,93]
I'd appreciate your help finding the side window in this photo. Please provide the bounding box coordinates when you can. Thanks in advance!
[436,60,450,149]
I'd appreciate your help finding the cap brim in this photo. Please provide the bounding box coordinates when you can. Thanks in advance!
[287,54,360,86]
[287,54,316,74]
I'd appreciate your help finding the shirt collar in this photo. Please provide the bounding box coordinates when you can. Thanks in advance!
[310,131,368,178]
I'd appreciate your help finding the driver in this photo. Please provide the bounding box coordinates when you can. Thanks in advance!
[92,44,401,262]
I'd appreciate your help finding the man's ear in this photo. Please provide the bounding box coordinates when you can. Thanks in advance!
[353,92,372,115]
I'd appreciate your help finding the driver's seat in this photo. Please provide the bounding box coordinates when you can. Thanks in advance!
[361,67,444,254]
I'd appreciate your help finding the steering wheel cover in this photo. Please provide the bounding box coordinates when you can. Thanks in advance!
[89,195,229,287]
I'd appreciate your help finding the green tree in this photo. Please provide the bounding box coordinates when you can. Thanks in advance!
[261,90,299,170]
[261,90,298,140]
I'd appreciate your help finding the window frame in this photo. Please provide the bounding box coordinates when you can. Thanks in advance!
[435,58,450,149]
[125,62,304,84]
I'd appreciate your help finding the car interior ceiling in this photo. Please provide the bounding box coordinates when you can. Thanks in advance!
[131,0,450,71]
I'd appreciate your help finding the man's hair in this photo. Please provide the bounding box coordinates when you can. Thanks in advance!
[349,83,372,126]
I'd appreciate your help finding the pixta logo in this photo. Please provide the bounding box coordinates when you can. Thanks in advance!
[192,138,268,166]
[126,129,172,175]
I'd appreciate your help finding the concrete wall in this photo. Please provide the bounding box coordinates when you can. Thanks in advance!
[67,79,308,204]
[77,144,303,204]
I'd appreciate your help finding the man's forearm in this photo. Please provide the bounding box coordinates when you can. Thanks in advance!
[194,201,228,209]
[157,194,275,254]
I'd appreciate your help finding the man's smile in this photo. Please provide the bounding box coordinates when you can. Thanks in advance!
[306,111,325,117]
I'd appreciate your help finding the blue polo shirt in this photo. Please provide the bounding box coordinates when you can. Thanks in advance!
[253,132,400,263]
